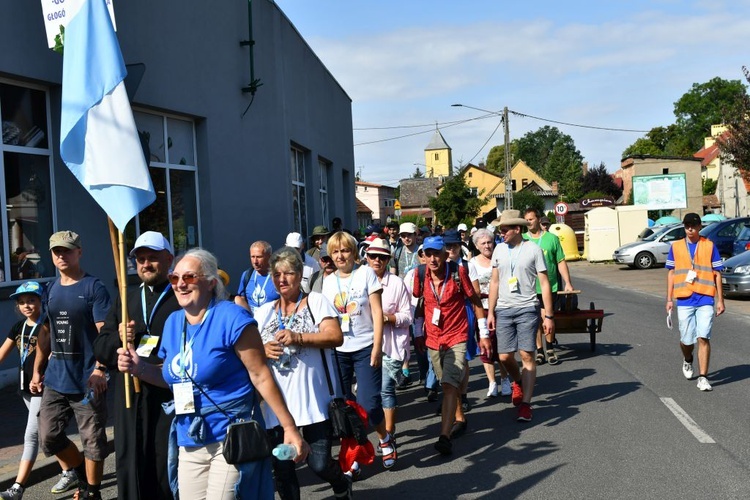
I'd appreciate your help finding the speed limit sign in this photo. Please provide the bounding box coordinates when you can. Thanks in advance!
[554,202,569,216]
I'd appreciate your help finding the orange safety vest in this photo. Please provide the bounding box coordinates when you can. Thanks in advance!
[672,237,716,298]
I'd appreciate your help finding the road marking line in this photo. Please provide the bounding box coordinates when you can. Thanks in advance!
[660,397,716,443]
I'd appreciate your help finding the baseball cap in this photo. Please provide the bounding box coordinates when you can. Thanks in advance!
[49,230,81,250]
[129,231,173,257]
[362,234,380,247]
[365,224,381,236]
[10,281,43,299]
[422,236,445,252]
[320,243,330,259]
[399,222,417,235]
[285,232,304,248]
[457,223,468,232]
[682,213,701,226]
[442,229,462,245]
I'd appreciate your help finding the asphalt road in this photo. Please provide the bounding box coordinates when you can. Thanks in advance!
[16,274,750,499]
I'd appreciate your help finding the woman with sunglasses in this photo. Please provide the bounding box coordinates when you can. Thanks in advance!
[117,248,308,500]
[254,247,351,499]
[364,238,411,459]
[321,232,395,472]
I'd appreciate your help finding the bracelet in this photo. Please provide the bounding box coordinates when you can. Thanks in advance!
[298,333,304,347]
[544,315,554,320]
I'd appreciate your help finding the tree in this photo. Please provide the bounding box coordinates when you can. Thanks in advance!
[516,126,570,175]
[702,178,718,195]
[411,167,424,178]
[429,174,484,228]
[485,142,517,173]
[544,138,584,202]
[717,67,750,174]
[512,190,545,215]
[581,162,622,198]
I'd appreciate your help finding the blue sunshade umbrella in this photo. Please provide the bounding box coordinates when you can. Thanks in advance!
[654,216,681,226]
[701,213,726,223]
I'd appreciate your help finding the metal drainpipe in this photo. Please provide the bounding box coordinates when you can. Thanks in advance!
[240,0,263,114]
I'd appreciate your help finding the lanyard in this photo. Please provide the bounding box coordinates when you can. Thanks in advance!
[20,321,40,367]
[276,292,304,330]
[250,270,272,306]
[180,302,213,379]
[507,241,524,277]
[686,239,698,269]
[429,264,451,306]
[336,266,358,309]
[404,249,416,273]
[141,283,171,334]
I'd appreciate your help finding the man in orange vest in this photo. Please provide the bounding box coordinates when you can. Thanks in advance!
[665,212,725,391]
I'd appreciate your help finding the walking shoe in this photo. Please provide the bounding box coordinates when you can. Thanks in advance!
[334,475,353,499]
[396,371,412,390]
[517,402,533,422]
[343,461,361,481]
[51,470,78,494]
[486,381,498,398]
[434,435,453,455]
[0,484,24,500]
[461,394,472,413]
[426,389,438,402]
[500,377,512,397]
[511,381,524,407]
[696,376,713,391]
[450,419,468,439]
[73,492,101,500]
[682,359,694,379]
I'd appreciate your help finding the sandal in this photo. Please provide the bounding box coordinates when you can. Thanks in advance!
[380,435,397,469]
[535,350,546,365]
[450,419,467,439]
[546,348,558,365]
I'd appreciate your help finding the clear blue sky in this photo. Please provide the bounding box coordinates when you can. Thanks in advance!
[275,0,750,187]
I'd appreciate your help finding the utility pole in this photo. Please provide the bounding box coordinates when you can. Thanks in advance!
[503,106,513,210]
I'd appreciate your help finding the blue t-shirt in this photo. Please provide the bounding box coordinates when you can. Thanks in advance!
[45,275,112,394]
[158,300,257,446]
[237,269,280,314]
[666,240,722,307]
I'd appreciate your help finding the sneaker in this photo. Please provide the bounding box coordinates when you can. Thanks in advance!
[426,389,438,402]
[696,376,713,391]
[396,372,412,390]
[51,470,79,494]
[511,381,524,407]
[434,435,452,455]
[500,377,512,397]
[486,381,498,398]
[517,402,533,422]
[0,484,24,500]
[682,359,694,380]
[343,461,361,481]
[334,476,353,499]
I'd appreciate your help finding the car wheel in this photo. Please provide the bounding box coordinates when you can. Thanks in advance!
[634,251,654,269]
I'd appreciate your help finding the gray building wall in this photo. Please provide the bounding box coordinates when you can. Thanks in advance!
[0,0,354,379]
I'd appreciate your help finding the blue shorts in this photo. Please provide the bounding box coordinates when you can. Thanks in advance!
[495,307,540,353]
[677,305,714,344]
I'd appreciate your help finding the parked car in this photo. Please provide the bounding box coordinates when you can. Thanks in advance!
[732,223,750,256]
[636,227,656,241]
[699,216,750,258]
[721,250,750,296]
[612,224,685,269]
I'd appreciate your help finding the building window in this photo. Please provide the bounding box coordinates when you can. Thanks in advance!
[522,178,529,187]
[468,172,472,178]
[434,153,439,161]
[319,158,330,228]
[1,80,55,284]
[511,179,517,191]
[132,110,199,256]
[469,187,478,196]
[291,146,308,238]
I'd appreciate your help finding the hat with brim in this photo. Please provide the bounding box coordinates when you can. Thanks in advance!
[129,231,173,257]
[10,281,43,299]
[422,236,445,252]
[365,238,391,256]
[442,229,462,245]
[320,243,330,259]
[285,232,304,249]
[682,212,701,226]
[492,209,529,227]
[399,222,417,235]
[362,234,379,247]
[309,225,331,238]
[49,230,81,250]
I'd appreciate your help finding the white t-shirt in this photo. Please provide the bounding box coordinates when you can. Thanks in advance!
[468,257,493,309]
[255,292,340,428]
[321,266,382,353]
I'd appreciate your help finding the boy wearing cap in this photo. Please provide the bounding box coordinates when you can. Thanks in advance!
[31,231,111,500]
[93,231,179,499]
[390,223,420,278]
[666,213,724,391]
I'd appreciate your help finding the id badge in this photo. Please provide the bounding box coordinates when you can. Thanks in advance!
[136,334,159,357]
[341,314,351,333]
[431,307,441,326]
[685,270,697,283]
[508,276,519,292]
[173,381,196,415]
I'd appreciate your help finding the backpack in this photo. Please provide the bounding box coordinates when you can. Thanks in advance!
[412,260,469,317]
[238,268,253,298]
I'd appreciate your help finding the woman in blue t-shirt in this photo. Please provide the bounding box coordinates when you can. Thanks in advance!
[117,248,308,500]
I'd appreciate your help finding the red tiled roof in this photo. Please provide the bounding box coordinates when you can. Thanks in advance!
[356,197,373,214]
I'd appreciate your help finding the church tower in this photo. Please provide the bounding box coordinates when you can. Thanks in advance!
[424,128,452,178]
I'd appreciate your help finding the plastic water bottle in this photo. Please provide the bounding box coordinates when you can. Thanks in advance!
[80,388,95,405]
[272,444,298,461]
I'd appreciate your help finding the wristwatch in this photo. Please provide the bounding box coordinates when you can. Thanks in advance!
[544,315,554,320]
[95,365,108,372]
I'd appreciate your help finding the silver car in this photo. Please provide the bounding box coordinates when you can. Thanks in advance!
[721,251,750,296]
[612,224,686,269]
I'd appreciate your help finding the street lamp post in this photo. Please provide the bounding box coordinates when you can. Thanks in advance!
[451,103,513,210]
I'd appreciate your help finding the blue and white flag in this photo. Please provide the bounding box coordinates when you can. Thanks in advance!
[60,0,154,233]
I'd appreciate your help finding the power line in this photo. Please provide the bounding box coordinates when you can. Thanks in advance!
[466,117,503,165]
[509,110,650,133]
[353,114,498,146]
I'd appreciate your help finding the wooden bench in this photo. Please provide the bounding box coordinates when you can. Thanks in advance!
[543,291,604,353]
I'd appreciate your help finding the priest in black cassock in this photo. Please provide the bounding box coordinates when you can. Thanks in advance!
[94,232,180,500]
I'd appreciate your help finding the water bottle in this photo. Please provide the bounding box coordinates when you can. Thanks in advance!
[272,444,298,461]
[81,387,95,405]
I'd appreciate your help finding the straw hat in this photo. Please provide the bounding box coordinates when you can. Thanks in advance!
[492,209,529,227]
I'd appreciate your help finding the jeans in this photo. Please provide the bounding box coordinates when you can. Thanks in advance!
[336,345,385,428]
[381,355,402,409]
[425,352,439,391]
[267,421,349,499]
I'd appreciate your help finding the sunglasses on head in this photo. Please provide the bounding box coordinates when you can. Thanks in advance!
[167,272,204,285]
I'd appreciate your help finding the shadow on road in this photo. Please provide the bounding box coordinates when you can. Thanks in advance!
[709,364,750,387]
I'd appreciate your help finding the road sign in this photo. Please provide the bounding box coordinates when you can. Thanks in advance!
[554,202,569,216]
[394,200,401,210]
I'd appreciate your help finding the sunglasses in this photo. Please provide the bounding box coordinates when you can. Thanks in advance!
[168,272,204,285]
[367,253,390,261]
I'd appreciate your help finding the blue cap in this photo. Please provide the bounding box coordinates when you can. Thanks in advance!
[442,229,462,245]
[365,224,381,235]
[422,236,445,252]
[10,281,43,299]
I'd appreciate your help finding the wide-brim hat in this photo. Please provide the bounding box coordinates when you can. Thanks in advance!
[492,209,529,227]
[365,238,391,256]
[309,225,331,238]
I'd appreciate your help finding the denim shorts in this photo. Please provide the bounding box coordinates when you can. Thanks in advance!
[495,307,540,353]
[677,305,714,344]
